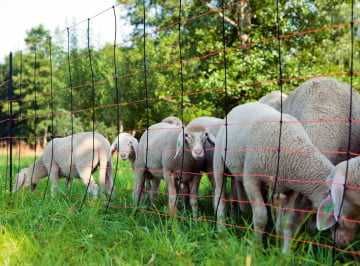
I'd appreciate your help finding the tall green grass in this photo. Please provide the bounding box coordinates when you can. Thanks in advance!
[0,156,357,265]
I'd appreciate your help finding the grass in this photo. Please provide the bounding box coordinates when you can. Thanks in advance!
[0,155,358,265]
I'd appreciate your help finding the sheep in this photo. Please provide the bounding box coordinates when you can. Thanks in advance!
[213,102,339,252]
[14,132,114,197]
[178,116,227,205]
[185,116,248,213]
[278,77,360,246]
[134,122,181,210]
[161,116,183,127]
[111,132,138,168]
[283,77,360,165]
[186,116,223,178]
[134,121,216,216]
[258,90,288,111]
[110,132,158,200]
[317,156,360,246]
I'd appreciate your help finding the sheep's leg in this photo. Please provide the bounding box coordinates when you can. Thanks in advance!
[164,170,177,216]
[213,150,226,230]
[206,165,215,189]
[149,178,160,204]
[49,163,60,197]
[232,179,249,213]
[243,177,267,245]
[104,160,114,196]
[78,166,99,198]
[230,177,238,217]
[133,167,146,204]
[180,183,190,210]
[189,175,201,217]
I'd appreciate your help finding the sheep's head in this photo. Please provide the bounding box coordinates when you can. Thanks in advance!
[111,133,138,161]
[14,168,37,192]
[175,125,216,160]
[316,167,360,246]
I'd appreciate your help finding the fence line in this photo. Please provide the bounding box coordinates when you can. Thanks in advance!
[0,0,359,263]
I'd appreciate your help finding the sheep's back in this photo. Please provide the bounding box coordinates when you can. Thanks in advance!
[283,77,360,164]
[137,122,180,173]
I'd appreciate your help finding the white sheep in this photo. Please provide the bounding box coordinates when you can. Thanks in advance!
[187,116,250,213]
[111,132,138,168]
[185,116,223,178]
[14,132,114,197]
[134,120,216,216]
[213,103,338,252]
[283,77,360,164]
[317,156,360,246]
[258,90,288,111]
[278,77,360,247]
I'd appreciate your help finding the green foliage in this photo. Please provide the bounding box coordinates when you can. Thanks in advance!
[0,0,359,141]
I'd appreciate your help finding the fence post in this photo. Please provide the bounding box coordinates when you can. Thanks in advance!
[8,52,13,193]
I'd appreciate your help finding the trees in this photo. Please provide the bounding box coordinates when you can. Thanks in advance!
[0,0,358,142]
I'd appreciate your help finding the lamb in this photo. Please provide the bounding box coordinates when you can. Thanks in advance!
[134,120,216,216]
[185,116,247,212]
[161,116,183,126]
[213,103,343,252]
[110,132,156,199]
[111,132,138,168]
[258,90,288,111]
[185,116,223,178]
[14,132,114,197]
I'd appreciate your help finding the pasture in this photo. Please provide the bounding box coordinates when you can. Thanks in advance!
[0,156,352,265]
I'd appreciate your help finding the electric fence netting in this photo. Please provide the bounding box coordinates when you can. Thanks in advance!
[0,0,360,263]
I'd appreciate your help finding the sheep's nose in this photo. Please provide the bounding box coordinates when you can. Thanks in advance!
[193,148,204,158]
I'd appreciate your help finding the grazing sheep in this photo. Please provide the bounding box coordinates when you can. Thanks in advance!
[278,77,360,247]
[213,103,338,252]
[161,116,183,127]
[283,77,360,164]
[317,156,360,246]
[14,132,114,197]
[111,133,138,168]
[134,121,216,216]
[259,90,288,111]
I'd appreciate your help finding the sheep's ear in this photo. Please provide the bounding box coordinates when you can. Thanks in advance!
[130,137,139,158]
[331,172,345,221]
[316,194,336,231]
[174,133,184,158]
[205,131,216,146]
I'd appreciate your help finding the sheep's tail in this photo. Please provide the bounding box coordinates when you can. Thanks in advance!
[99,150,113,195]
